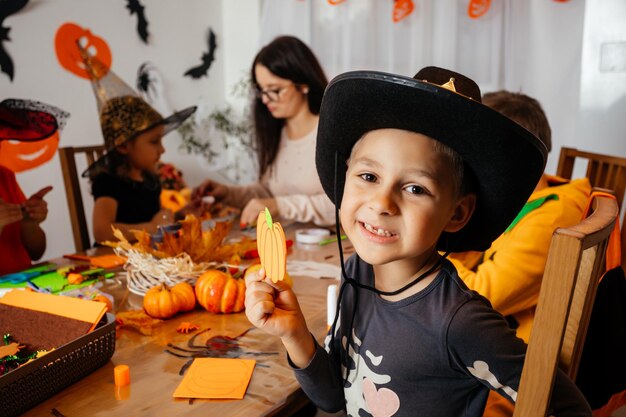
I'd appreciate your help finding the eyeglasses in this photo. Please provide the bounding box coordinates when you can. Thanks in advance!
[254,83,292,102]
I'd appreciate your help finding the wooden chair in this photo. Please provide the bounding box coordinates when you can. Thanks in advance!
[556,147,626,209]
[58,145,105,252]
[513,193,619,417]
[556,146,626,273]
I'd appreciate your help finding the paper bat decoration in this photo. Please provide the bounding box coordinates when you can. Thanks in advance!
[184,29,217,79]
[125,0,149,43]
[0,0,28,81]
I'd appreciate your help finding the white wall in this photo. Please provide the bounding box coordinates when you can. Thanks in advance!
[2,0,260,260]
[578,0,626,159]
[3,0,625,261]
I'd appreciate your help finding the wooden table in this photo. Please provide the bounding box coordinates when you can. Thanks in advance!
[21,223,346,417]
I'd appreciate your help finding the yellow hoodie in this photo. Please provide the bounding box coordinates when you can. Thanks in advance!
[449,175,591,344]
[451,176,591,417]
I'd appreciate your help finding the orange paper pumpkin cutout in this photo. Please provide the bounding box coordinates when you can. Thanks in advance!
[393,0,415,23]
[256,208,287,283]
[468,0,491,19]
[55,22,112,79]
[0,131,59,172]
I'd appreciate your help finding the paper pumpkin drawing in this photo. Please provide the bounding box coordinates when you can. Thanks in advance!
[0,0,29,81]
[54,22,112,79]
[172,357,256,399]
[125,0,149,43]
[184,29,217,79]
[256,208,287,283]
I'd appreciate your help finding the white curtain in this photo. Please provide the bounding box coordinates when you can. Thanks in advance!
[260,0,588,171]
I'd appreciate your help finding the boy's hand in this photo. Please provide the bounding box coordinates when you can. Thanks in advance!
[0,198,24,233]
[244,266,306,339]
[22,186,53,224]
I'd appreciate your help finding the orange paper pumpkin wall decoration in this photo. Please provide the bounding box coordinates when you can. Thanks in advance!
[468,0,491,19]
[0,131,59,172]
[256,208,287,283]
[393,0,415,23]
[54,22,112,79]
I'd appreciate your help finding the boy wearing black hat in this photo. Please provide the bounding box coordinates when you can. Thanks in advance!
[245,67,592,416]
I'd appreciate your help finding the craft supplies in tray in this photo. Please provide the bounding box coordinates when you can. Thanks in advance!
[0,313,116,417]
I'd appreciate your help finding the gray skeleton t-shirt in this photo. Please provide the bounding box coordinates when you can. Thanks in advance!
[292,256,591,417]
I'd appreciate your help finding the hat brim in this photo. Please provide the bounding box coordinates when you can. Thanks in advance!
[82,105,197,177]
[315,71,547,252]
[0,100,61,142]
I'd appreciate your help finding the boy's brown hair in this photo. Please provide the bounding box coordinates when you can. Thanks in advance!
[482,91,552,153]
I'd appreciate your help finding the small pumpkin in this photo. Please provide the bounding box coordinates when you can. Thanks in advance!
[195,270,245,314]
[143,283,194,319]
[256,208,287,283]
[171,282,196,312]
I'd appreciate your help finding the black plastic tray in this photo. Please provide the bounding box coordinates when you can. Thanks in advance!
[0,312,116,417]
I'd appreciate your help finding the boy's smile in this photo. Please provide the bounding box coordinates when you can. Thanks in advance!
[340,128,474,288]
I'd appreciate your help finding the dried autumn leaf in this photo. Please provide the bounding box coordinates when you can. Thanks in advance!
[116,310,163,336]
[105,214,236,264]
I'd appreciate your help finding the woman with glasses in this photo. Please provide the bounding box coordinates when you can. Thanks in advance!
[194,36,335,227]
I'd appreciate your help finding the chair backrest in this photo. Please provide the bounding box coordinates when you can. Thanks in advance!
[556,146,626,275]
[556,147,626,209]
[58,145,105,252]
[512,193,619,417]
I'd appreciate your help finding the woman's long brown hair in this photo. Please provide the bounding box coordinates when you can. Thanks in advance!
[251,36,328,178]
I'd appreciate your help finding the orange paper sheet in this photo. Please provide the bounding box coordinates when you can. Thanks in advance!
[173,358,256,400]
[0,289,107,332]
[63,253,125,269]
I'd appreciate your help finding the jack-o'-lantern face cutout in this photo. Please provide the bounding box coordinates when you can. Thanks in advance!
[55,22,112,79]
[0,132,60,172]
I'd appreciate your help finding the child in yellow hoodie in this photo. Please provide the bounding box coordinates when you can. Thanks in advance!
[448,91,591,417]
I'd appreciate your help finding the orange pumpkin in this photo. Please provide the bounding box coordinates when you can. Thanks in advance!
[171,282,196,312]
[143,283,193,319]
[54,22,112,79]
[195,270,245,314]
[256,208,287,283]
[0,132,59,172]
